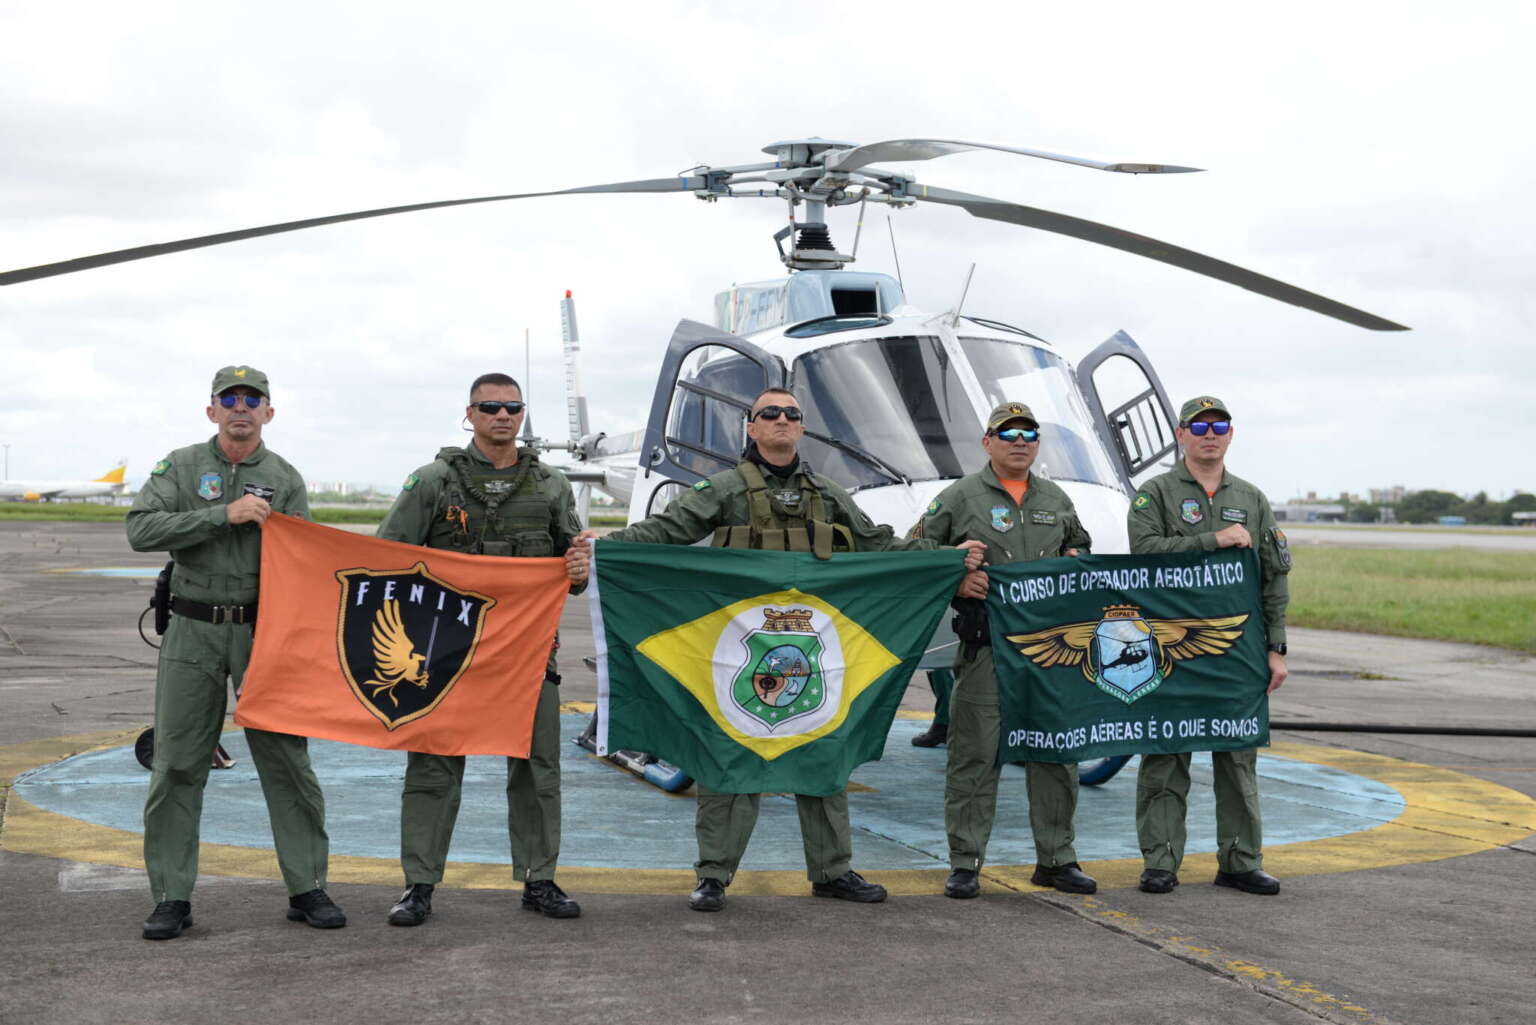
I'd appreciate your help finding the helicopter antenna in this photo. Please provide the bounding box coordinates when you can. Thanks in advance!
[560,289,590,445]
[949,264,977,326]
[521,327,534,445]
[887,215,905,292]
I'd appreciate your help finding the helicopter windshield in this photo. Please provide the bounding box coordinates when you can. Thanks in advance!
[792,335,977,488]
[958,336,1123,489]
[790,335,1122,491]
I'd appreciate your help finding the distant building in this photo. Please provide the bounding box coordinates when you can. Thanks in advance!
[1273,499,1346,523]
[1369,486,1407,505]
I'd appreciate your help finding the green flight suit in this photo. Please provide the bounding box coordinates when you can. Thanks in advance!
[606,457,936,884]
[127,437,329,903]
[914,465,1092,871]
[1127,462,1291,874]
[378,442,582,884]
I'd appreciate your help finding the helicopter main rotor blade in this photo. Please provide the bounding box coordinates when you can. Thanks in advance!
[0,177,702,286]
[912,183,1408,331]
[827,139,1202,176]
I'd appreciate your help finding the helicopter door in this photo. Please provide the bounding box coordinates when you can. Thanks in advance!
[639,319,788,493]
[1075,330,1178,492]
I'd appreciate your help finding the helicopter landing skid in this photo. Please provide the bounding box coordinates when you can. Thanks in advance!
[1077,754,1132,786]
[571,713,693,793]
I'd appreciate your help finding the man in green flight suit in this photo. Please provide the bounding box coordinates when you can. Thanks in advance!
[912,401,1098,899]
[379,373,591,926]
[587,387,984,912]
[129,365,341,940]
[1128,395,1291,896]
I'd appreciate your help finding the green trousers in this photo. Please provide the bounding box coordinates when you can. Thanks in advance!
[1136,749,1263,874]
[400,679,562,884]
[144,615,329,902]
[927,669,953,728]
[694,786,852,884]
[946,647,1079,870]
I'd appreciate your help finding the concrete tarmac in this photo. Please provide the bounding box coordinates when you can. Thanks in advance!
[2,522,1534,1025]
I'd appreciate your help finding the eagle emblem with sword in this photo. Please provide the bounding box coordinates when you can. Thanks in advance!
[1007,604,1250,704]
[334,562,496,729]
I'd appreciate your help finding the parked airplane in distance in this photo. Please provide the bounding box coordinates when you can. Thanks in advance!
[0,462,128,501]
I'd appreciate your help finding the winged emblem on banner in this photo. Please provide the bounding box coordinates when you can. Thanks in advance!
[365,599,429,706]
[1007,605,1251,683]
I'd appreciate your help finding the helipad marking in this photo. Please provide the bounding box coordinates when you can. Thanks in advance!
[3,719,1533,896]
[46,567,159,578]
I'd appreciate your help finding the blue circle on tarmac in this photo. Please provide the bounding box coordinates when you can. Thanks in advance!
[14,715,1405,870]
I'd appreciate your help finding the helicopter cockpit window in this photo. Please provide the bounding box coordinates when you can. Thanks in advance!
[664,344,766,476]
[791,336,982,489]
[958,337,1124,491]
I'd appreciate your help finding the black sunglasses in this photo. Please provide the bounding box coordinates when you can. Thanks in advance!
[473,400,527,416]
[752,405,804,422]
[1185,420,1231,436]
[217,393,264,409]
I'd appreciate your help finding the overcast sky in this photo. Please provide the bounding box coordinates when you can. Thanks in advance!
[2,1,1532,502]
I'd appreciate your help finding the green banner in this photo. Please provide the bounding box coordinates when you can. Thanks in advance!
[988,549,1268,764]
[592,541,965,795]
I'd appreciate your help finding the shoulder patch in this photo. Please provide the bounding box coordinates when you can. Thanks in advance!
[1269,527,1293,569]
[926,498,942,516]
[150,459,170,477]
[692,479,712,491]
[402,473,420,492]
[1133,493,1150,510]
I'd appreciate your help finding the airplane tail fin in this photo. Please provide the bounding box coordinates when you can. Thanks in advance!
[96,461,127,484]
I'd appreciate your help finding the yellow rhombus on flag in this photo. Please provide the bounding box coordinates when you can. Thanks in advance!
[636,589,899,761]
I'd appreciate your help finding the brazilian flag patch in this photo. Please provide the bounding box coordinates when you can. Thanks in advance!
[926,498,942,516]
[692,479,711,491]
[1133,493,1150,509]
[402,473,420,491]
[150,460,170,476]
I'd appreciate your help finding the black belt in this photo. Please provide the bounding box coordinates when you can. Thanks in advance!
[171,596,258,625]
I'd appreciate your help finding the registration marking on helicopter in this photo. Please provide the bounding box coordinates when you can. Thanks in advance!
[6,712,1533,897]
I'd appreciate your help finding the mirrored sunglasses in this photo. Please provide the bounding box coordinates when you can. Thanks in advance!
[992,427,1040,443]
[1186,420,1231,436]
[217,393,264,409]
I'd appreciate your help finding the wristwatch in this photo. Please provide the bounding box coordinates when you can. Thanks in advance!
[1266,643,1288,656]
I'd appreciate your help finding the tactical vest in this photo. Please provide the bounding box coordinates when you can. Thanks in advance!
[427,446,555,557]
[710,461,854,560]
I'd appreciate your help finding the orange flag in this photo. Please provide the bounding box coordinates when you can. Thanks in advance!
[234,513,569,758]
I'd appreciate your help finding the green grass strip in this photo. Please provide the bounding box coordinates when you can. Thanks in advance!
[1289,547,1536,652]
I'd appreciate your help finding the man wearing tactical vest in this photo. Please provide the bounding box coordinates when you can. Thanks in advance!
[590,387,985,912]
[1127,395,1290,897]
[912,401,1099,900]
[377,373,591,925]
[129,365,340,940]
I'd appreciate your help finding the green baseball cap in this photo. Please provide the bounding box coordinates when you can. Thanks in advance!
[211,365,270,398]
[1178,395,1229,425]
[985,401,1039,432]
